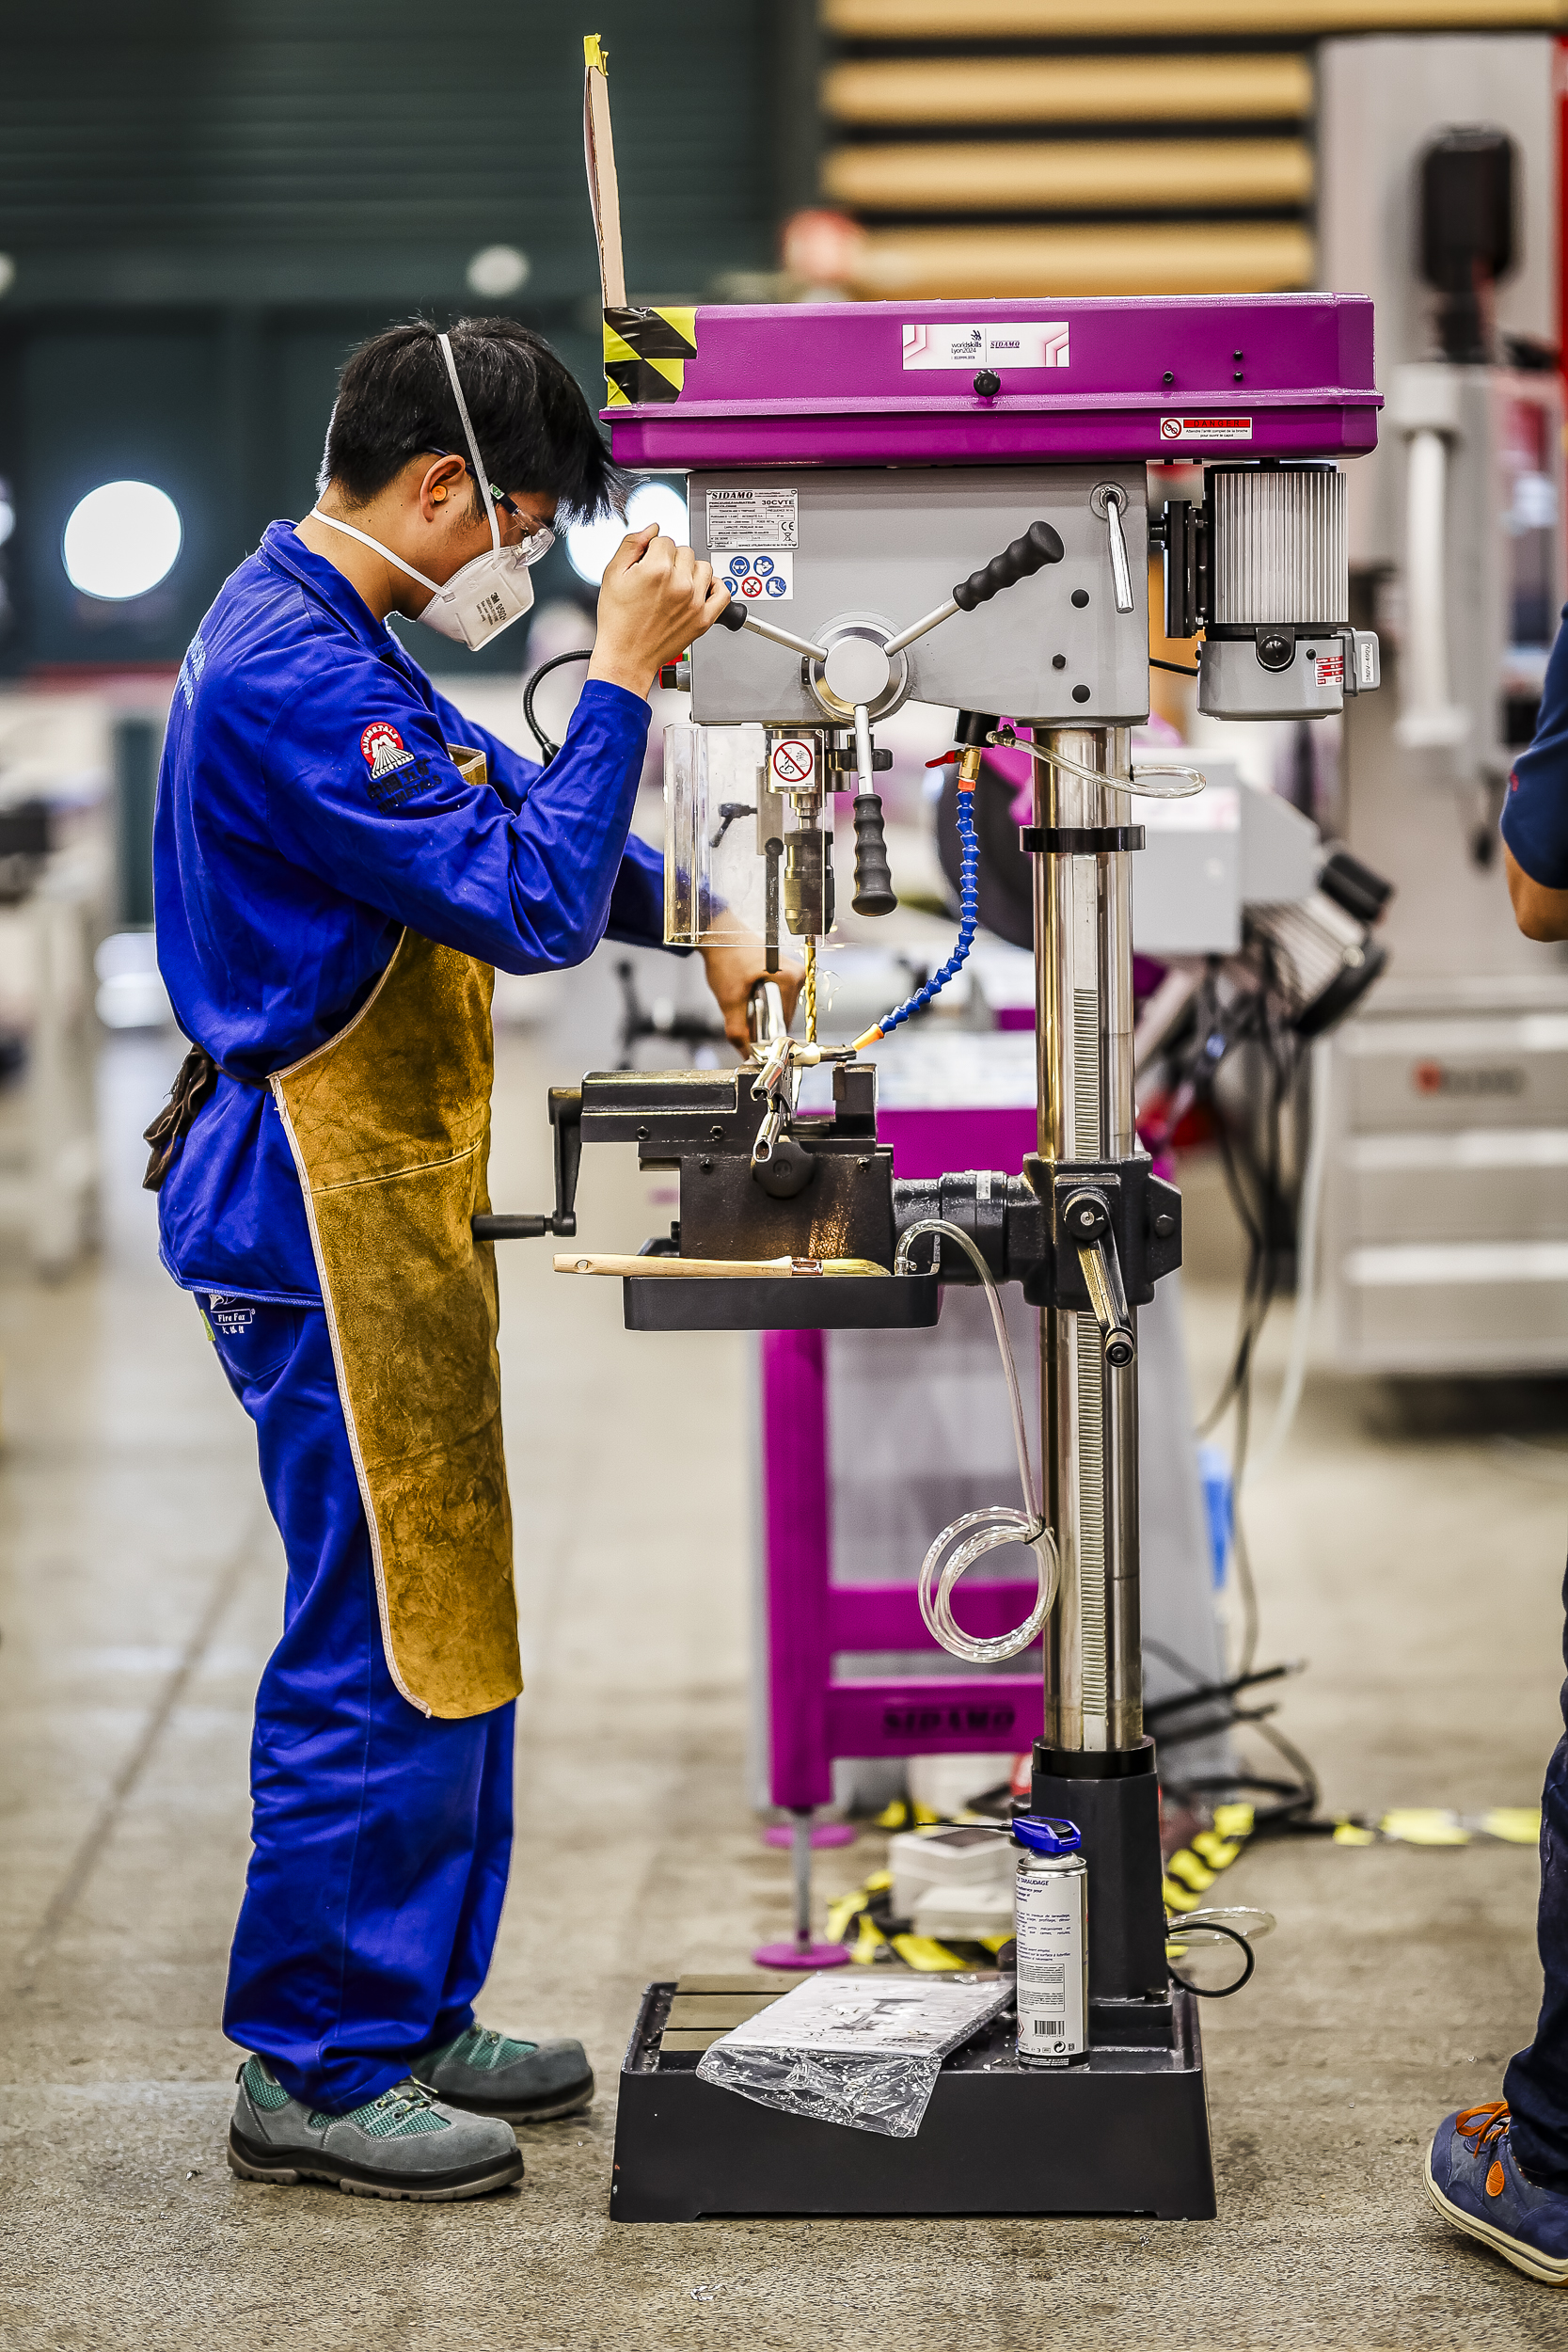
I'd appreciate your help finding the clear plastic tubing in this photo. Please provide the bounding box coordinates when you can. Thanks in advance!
[894,1217,1060,1663]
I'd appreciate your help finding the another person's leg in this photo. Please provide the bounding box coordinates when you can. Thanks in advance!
[1426,1560,1568,2280]
[202,1295,523,2198]
[1504,1721,1568,2187]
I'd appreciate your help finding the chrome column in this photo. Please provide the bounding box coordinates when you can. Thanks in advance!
[1034,727,1142,1754]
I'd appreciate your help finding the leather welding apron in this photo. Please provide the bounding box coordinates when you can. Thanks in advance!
[270,748,519,1722]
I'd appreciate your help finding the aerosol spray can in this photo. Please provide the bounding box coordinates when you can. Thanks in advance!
[1013,1815,1088,2068]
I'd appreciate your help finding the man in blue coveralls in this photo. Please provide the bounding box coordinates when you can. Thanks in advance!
[146,315,786,2202]
[1425,628,1568,2280]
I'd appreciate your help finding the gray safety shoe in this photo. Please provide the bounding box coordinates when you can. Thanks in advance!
[409,2022,595,2123]
[227,2057,524,2201]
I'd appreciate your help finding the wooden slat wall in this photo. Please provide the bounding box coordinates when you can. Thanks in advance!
[818,0,1567,299]
[826,1,1568,33]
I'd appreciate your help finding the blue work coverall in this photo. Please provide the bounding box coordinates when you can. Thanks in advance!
[153,519,657,2109]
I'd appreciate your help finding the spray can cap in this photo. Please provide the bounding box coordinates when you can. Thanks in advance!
[1011,1814,1082,1856]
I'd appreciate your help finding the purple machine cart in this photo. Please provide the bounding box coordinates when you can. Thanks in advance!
[760,1104,1041,1820]
[588,293,1378,2223]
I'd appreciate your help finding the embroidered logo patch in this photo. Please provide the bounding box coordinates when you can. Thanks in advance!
[205,1292,256,1335]
[360,721,413,779]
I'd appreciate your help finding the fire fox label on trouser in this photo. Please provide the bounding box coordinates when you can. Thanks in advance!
[1015,1852,1088,2067]
[603,305,697,405]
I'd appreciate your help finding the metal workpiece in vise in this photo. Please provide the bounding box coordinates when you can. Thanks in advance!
[480,1051,1182,1356]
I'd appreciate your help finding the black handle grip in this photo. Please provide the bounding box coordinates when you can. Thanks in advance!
[473,1213,549,1240]
[716,600,749,633]
[473,1087,583,1242]
[951,519,1065,614]
[851,792,897,917]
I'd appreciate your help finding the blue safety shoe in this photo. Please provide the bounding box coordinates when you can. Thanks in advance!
[409,2022,594,2124]
[1425,2101,1568,2283]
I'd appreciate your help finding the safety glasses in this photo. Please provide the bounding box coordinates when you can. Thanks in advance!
[422,450,556,563]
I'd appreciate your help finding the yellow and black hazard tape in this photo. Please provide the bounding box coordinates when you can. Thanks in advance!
[1163,1801,1256,1915]
[825,1868,1012,1974]
[603,304,696,406]
[1160,1804,1541,1906]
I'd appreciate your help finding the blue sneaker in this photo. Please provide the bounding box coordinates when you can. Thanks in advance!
[1425,2101,1568,2283]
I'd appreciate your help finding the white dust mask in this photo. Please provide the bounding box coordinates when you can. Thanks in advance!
[309,331,552,652]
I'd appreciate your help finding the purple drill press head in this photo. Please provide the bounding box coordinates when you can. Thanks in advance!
[604,294,1378,471]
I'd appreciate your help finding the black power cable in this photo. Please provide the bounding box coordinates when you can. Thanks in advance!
[523,648,594,763]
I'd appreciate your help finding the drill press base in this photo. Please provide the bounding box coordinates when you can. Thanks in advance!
[610,1981,1216,2222]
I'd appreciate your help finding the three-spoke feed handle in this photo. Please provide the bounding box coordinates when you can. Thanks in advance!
[952,519,1065,613]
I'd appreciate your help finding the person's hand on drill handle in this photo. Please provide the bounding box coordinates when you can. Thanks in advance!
[588,523,730,699]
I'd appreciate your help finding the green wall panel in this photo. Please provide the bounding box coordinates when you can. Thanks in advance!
[0,1,805,670]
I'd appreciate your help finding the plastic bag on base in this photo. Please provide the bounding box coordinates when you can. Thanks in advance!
[695,1972,1015,2139]
[696,2042,941,2138]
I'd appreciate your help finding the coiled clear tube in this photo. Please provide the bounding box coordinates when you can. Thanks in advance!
[895,1217,1060,1664]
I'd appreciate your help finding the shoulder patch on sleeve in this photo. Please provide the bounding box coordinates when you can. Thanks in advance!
[361,721,413,777]
[357,719,443,812]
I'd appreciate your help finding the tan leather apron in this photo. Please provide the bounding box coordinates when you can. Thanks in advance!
[269,748,520,1722]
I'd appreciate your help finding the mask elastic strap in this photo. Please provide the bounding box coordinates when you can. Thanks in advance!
[308,508,440,595]
[436,331,501,554]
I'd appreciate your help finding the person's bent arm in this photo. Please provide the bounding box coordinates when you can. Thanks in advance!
[260,525,732,975]
[1505,841,1568,943]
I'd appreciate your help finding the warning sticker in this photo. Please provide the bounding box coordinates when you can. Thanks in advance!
[706,488,799,550]
[716,549,794,603]
[770,738,816,787]
[902,321,1069,370]
[1159,416,1254,443]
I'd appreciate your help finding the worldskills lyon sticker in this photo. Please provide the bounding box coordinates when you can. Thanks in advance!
[360,721,414,778]
[901,321,1069,369]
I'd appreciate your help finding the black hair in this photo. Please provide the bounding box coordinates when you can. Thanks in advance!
[320,315,627,523]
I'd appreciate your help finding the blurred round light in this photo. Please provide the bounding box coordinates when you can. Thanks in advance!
[566,480,689,587]
[467,244,531,299]
[0,494,14,549]
[63,481,182,601]
[0,254,15,300]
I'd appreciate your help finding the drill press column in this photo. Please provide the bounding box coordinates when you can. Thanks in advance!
[1032,725,1167,2008]
[1036,726,1143,1756]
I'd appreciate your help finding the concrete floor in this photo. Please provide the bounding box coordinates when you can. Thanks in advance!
[5,1006,1568,2350]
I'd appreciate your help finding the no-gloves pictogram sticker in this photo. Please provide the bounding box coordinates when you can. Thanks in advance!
[770,738,816,787]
